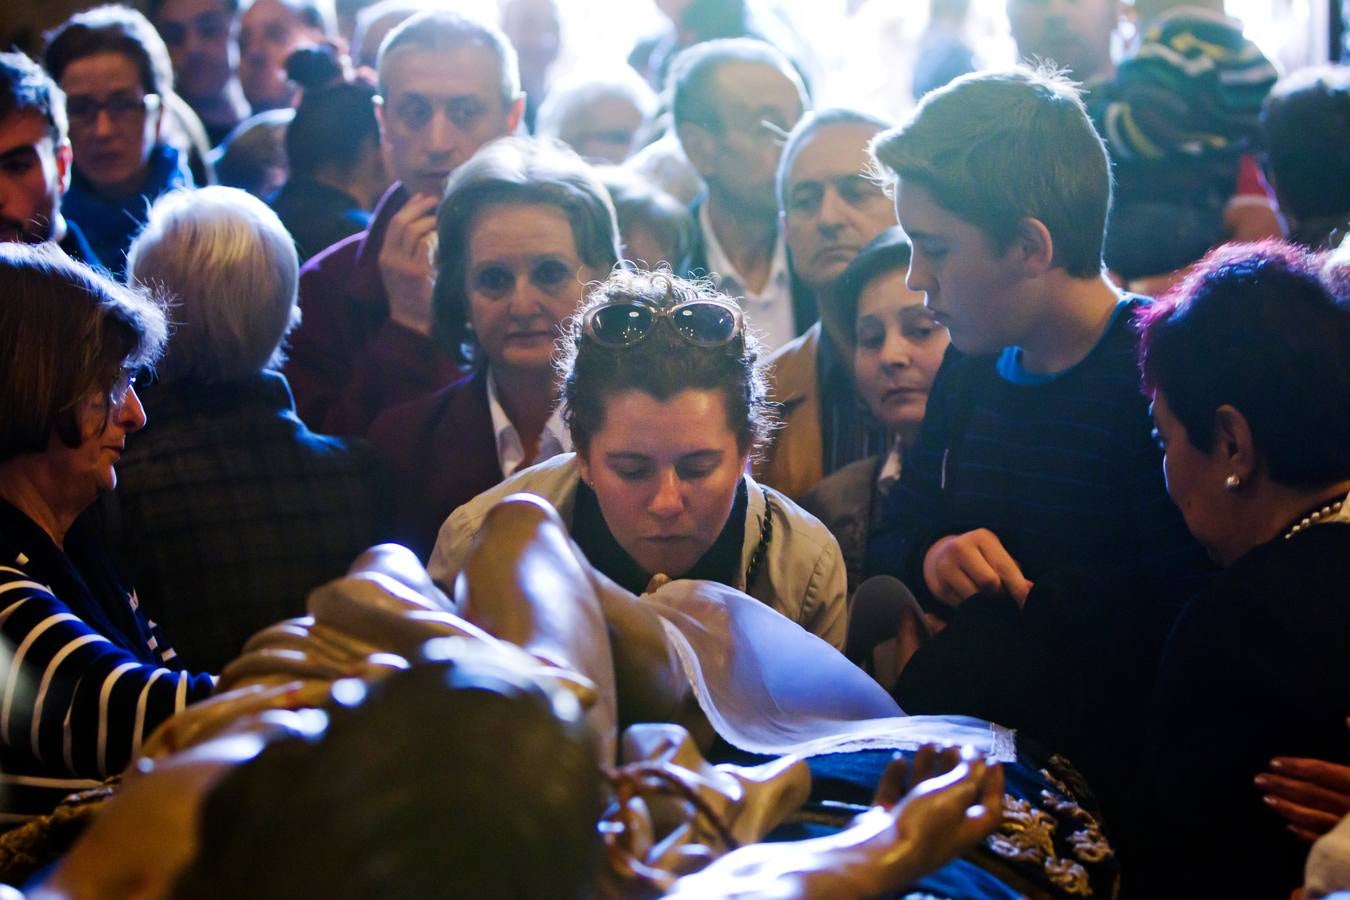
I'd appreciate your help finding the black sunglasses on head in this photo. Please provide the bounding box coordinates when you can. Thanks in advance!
[581,299,744,349]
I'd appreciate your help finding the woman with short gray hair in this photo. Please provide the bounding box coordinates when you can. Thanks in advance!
[110,186,386,671]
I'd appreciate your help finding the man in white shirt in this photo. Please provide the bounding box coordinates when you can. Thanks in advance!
[671,38,807,353]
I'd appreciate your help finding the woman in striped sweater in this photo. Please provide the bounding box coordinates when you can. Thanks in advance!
[0,243,215,828]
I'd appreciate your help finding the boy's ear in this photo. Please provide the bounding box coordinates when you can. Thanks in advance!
[1013,216,1055,276]
[506,94,526,133]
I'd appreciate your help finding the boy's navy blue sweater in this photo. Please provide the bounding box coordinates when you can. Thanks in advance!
[866,298,1211,605]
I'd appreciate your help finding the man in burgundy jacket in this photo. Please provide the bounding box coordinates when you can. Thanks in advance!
[286,10,524,434]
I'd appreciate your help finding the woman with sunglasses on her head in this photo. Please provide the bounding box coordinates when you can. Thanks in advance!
[429,268,848,649]
[368,137,620,560]
[0,244,215,829]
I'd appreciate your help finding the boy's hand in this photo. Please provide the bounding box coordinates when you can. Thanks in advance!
[922,529,1033,609]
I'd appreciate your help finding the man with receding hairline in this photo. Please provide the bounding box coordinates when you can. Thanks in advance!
[673,38,807,354]
[754,108,898,499]
[285,10,523,436]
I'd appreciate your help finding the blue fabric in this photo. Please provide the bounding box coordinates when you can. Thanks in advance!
[995,299,1132,386]
[62,143,191,277]
[269,177,371,263]
[56,219,102,269]
[0,500,214,824]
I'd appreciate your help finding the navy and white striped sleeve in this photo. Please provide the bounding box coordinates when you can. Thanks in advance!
[0,566,216,779]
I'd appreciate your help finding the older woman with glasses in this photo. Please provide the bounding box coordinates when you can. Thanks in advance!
[368,137,619,560]
[0,244,215,828]
[429,268,848,649]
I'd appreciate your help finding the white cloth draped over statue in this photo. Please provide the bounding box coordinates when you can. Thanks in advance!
[636,578,1016,762]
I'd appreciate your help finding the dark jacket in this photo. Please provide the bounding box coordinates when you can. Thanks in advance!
[57,219,101,268]
[270,176,371,263]
[285,181,463,436]
[367,370,502,561]
[1138,521,1350,899]
[102,371,387,671]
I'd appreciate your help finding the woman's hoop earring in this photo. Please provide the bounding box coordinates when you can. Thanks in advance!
[1224,474,1241,491]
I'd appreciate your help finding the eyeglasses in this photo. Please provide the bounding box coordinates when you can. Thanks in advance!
[582,299,743,349]
[66,93,161,129]
[107,368,140,412]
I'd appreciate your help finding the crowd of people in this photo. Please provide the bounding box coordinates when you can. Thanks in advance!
[0,0,1348,897]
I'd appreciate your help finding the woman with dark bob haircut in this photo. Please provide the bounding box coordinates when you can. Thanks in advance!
[1133,241,1350,899]
[429,268,849,649]
[369,137,620,559]
[0,244,215,828]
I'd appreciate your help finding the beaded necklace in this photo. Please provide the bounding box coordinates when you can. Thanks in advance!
[1281,491,1350,540]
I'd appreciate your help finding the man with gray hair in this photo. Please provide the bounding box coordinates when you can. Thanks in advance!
[754,107,898,499]
[109,185,385,671]
[673,38,807,353]
[285,10,523,435]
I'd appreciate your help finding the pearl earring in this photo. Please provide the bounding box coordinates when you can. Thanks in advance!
[1224,474,1241,491]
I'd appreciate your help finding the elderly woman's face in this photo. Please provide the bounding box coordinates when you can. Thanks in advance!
[47,373,147,507]
[853,267,947,439]
[466,203,599,376]
[1151,391,1234,565]
[577,388,748,579]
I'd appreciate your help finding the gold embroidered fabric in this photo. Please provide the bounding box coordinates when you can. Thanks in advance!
[983,775,1114,898]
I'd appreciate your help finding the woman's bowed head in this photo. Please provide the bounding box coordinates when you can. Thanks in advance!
[1137,240,1350,567]
[0,242,167,540]
[558,268,777,580]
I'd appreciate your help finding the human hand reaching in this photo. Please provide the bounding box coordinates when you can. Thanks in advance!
[378,193,439,337]
[922,529,1033,608]
[1256,718,1350,842]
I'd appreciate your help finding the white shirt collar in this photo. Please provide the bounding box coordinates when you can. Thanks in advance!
[876,438,904,494]
[698,202,796,353]
[486,370,572,477]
